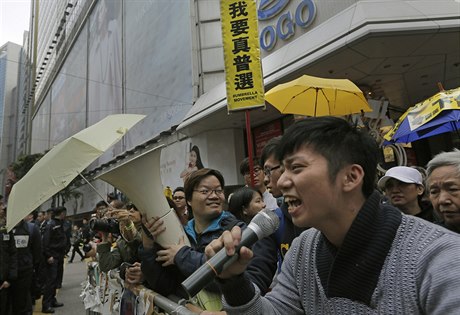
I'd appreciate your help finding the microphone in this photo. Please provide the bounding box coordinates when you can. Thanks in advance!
[181,208,280,298]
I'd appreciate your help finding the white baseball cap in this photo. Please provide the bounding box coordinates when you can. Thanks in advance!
[378,166,423,189]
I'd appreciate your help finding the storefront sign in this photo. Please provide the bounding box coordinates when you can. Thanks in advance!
[258,0,317,51]
[221,0,265,111]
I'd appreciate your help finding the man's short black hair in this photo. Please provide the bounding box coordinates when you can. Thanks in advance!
[96,200,106,208]
[260,136,281,166]
[239,157,262,176]
[173,187,185,195]
[54,206,67,216]
[277,117,379,198]
[184,168,225,207]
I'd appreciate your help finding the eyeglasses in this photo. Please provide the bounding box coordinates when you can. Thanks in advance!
[173,196,185,201]
[264,165,281,177]
[194,189,224,197]
[244,167,262,177]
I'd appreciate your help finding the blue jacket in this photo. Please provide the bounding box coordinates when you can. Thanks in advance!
[140,211,244,297]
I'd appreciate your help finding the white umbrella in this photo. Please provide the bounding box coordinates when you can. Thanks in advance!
[6,114,145,231]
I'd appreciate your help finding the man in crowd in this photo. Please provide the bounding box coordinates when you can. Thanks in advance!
[240,157,278,210]
[172,187,189,225]
[426,148,460,233]
[246,137,307,294]
[42,207,67,313]
[378,166,434,222]
[35,210,46,231]
[206,117,460,314]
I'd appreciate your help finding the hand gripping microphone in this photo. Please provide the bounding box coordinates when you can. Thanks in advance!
[181,208,280,298]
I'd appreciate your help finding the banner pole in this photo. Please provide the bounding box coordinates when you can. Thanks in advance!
[245,110,255,188]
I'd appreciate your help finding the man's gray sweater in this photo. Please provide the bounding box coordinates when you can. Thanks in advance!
[222,192,460,314]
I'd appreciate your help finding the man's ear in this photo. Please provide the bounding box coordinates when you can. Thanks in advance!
[342,164,365,192]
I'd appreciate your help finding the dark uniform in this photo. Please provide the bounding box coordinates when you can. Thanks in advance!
[57,219,71,288]
[36,218,49,298]
[0,225,17,315]
[9,220,41,315]
[41,215,67,313]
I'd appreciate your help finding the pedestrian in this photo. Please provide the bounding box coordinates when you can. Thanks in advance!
[426,148,460,233]
[378,166,435,222]
[205,116,460,314]
[68,225,84,263]
[41,207,67,313]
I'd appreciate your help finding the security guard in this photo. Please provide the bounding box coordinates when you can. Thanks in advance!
[41,207,67,313]
[0,207,17,315]
[9,217,41,315]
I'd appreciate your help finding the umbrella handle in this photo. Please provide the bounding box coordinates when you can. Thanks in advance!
[78,172,111,207]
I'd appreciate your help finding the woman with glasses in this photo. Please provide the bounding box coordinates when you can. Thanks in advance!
[139,168,244,309]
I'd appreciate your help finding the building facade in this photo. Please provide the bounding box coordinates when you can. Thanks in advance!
[10,0,460,216]
[0,42,23,191]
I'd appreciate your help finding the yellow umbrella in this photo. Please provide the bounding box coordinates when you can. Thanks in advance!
[6,114,145,231]
[265,74,372,116]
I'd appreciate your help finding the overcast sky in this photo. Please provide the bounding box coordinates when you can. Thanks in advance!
[0,0,31,46]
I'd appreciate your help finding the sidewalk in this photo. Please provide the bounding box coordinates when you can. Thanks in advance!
[33,258,88,315]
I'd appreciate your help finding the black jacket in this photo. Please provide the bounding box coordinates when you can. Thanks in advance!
[42,218,67,259]
[12,220,41,271]
[0,226,17,282]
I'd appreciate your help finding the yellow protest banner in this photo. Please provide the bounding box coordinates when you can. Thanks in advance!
[220,0,265,112]
[407,88,460,130]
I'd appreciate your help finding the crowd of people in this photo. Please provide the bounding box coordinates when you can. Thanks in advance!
[0,204,75,314]
[1,116,459,314]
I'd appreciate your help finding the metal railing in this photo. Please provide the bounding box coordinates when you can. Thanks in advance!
[82,261,201,315]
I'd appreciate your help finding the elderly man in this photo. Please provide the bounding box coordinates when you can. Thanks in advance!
[378,166,434,222]
[426,149,460,233]
[205,117,460,315]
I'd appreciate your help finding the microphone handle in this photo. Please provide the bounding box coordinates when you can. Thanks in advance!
[181,228,258,298]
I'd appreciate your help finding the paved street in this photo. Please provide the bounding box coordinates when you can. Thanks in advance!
[33,259,88,315]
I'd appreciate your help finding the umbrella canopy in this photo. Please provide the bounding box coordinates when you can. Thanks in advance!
[384,87,460,143]
[265,74,372,116]
[6,114,145,231]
